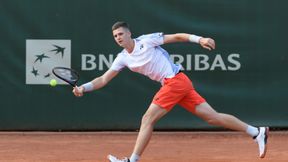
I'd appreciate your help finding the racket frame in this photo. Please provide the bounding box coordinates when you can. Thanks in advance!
[52,67,79,87]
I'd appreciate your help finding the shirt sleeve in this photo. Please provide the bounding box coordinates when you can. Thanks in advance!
[110,53,126,71]
[139,32,164,48]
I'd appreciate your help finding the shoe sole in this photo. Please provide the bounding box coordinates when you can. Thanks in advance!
[260,127,269,158]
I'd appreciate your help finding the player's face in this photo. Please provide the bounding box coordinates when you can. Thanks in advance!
[113,27,131,47]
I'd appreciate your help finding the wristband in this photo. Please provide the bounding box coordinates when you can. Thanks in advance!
[81,82,94,92]
[188,34,202,43]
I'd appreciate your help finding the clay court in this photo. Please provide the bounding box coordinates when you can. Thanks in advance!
[0,131,287,162]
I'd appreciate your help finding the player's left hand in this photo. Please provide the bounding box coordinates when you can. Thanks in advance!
[199,38,215,50]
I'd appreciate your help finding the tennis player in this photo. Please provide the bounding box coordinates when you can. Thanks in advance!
[73,21,269,162]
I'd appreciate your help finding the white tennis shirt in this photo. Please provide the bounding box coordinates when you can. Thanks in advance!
[110,32,182,83]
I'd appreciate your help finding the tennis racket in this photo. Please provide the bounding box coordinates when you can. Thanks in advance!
[52,67,79,87]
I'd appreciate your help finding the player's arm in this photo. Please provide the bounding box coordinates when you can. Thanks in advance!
[73,69,119,97]
[163,33,216,50]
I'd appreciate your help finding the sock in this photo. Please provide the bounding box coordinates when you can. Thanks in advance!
[130,153,140,162]
[246,125,259,138]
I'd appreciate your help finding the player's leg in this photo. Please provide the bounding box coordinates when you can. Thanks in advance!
[108,103,168,162]
[178,89,258,135]
[194,102,269,158]
[178,88,269,158]
[132,103,168,156]
[194,102,248,132]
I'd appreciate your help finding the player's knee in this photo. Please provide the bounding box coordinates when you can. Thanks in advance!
[207,119,219,126]
[206,113,222,126]
[141,114,156,126]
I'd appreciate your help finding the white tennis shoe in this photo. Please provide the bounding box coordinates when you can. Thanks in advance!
[254,127,269,158]
[107,154,130,162]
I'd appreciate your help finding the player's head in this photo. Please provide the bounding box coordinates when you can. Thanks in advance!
[112,21,132,47]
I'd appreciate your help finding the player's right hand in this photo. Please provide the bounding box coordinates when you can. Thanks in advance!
[73,86,84,97]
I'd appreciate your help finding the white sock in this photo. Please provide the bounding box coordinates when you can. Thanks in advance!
[246,125,259,137]
[130,153,140,162]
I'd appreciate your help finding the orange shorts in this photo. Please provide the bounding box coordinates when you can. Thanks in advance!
[152,72,206,113]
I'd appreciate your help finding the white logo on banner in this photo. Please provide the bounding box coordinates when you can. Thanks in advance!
[26,39,71,85]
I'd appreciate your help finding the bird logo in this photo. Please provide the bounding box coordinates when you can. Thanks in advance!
[50,44,66,58]
[34,53,50,63]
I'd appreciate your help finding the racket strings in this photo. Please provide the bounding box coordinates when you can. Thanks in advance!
[52,67,79,86]
[54,69,77,80]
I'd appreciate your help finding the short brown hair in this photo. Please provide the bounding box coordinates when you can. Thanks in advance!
[112,21,130,31]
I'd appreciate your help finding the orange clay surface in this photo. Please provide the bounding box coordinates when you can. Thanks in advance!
[0,131,287,162]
